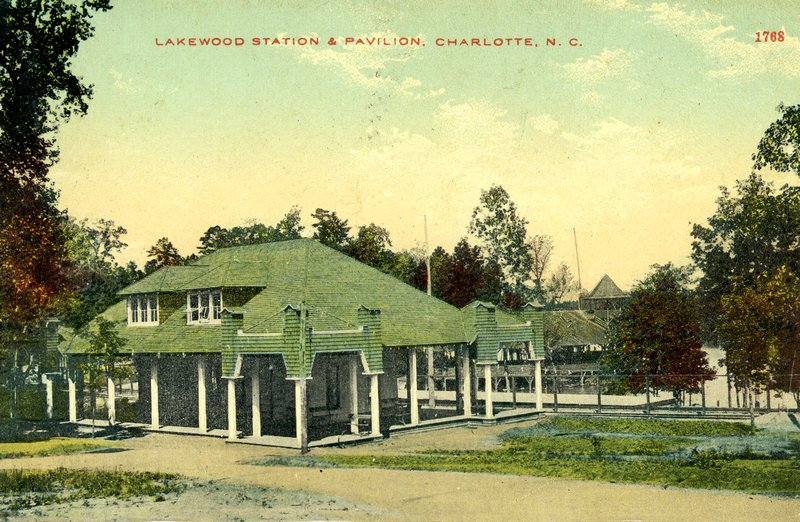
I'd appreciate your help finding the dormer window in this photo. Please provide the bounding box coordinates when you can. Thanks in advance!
[187,289,222,324]
[128,294,158,326]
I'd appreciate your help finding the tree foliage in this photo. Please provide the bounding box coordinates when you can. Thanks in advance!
[197,207,305,254]
[469,185,533,301]
[690,173,800,341]
[310,208,350,250]
[719,267,800,393]
[0,0,111,329]
[753,103,800,177]
[145,237,183,273]
[603,264,713,395]
[528,234,553,297]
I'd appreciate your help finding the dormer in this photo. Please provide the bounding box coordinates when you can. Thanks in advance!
[127,294,159,326]
[187,289,223,325]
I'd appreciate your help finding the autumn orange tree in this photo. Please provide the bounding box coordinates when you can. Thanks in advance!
[0,0,111,418]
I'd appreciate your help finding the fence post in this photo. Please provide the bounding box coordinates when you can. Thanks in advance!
[701,378,706,415]
[645,373,651,415]
[596,374,602,413]
[552,374,558,413]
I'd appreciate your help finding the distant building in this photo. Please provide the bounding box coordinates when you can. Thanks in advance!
[579,274,629,321]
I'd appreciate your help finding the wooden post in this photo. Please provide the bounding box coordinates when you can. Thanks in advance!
[68,373,77,423]
[463,347,472,417]
[427,347,436,408]
[251,358,261,437]
[535,359,543,412]
[150,360,159,429]
[596,373,602,413]
[645,373,651,415]
[701,378,706,415]
[227,378,237,440]
[409,349,419,425]
[197,356,207,432]
[107,375,115,426]
[44,375,54,420]
[484,365,494,419]
[369,374,380,436]
[350,356,359,434]
[552,374,559,413]
[296,378,309,451]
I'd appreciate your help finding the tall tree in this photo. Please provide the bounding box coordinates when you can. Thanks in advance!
[720,267,800,400]
[347,223,393,269]
[310,208,351,250]
[468,185,533,305]
[603,264,713,397]
[690,173,800,342]
[0,0,111,328]
[544,261,576,306]
[197,207,305,254]
[527,234,553,297]
[145,237,183,273]
[753,103,800,177]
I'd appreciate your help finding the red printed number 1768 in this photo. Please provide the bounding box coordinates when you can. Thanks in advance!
[755,31,785,42]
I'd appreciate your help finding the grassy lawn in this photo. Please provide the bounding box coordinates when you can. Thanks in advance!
[0,438,114,459]
[260,417,800,496]
[0,468,181,513]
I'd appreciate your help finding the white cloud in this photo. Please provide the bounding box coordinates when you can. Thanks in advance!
[563,48,636,84]
[531,114,560,134]
[645,2,800,79]
[297,31,444,99]
[110,67,138,93]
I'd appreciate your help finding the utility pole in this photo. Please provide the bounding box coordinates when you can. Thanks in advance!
[425,215,436,408]
[573,228,582,310]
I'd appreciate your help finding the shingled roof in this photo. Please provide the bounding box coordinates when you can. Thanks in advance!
[583,274,628,300]
[65,239,472,355]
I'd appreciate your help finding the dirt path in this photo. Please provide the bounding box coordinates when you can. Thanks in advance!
[1,424,799,521]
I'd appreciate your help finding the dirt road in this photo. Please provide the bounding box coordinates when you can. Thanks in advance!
[1,424,799,521]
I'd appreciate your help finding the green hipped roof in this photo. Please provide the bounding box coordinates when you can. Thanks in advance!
[544,310,607,347]
[72,239,472,354]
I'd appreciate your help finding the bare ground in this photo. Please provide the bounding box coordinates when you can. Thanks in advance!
[1,420,799,521]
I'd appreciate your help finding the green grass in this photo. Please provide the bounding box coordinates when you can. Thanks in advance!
[0,468,182,512]
[273,417,798,496]
[502,417,756,438]
[0,438,114,459]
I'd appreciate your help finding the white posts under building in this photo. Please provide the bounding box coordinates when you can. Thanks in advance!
[369,373,380,436]
[484,364,494,419]
[409,349,419,426]
[68,373,77,423]
[106,375,116,425]
[251,359,261,437]
[462,348,472,416]
[535,359,543,412]
[42,373,56,420]
[226,377,238,440]
[350,356,359,434]
[197,357,207,432]
[295,378,309,451]
[150,360,159,429]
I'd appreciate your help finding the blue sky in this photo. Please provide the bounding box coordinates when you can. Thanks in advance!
[50,0,800,289]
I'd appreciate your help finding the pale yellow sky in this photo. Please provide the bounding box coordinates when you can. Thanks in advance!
[49,1,800,290]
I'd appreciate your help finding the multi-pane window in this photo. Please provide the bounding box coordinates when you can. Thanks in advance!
[187,289,222,324]
[127,294,158,326]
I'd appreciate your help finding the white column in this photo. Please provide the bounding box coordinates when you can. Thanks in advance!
[251,359,261,437]
[484,365,494,419]
[107,375,116,425]
[150,360,159,429]
[197,357,207,432]
[227,378,237,440]
[427,346,436,407]
[370,374,380,436]
[350,356,359,434]
[295,379,308,451]
[535,359,543,412]
[462,349,472,416]
[44,375,54,420]
[409,349,419,425]
[68,373,77,423]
